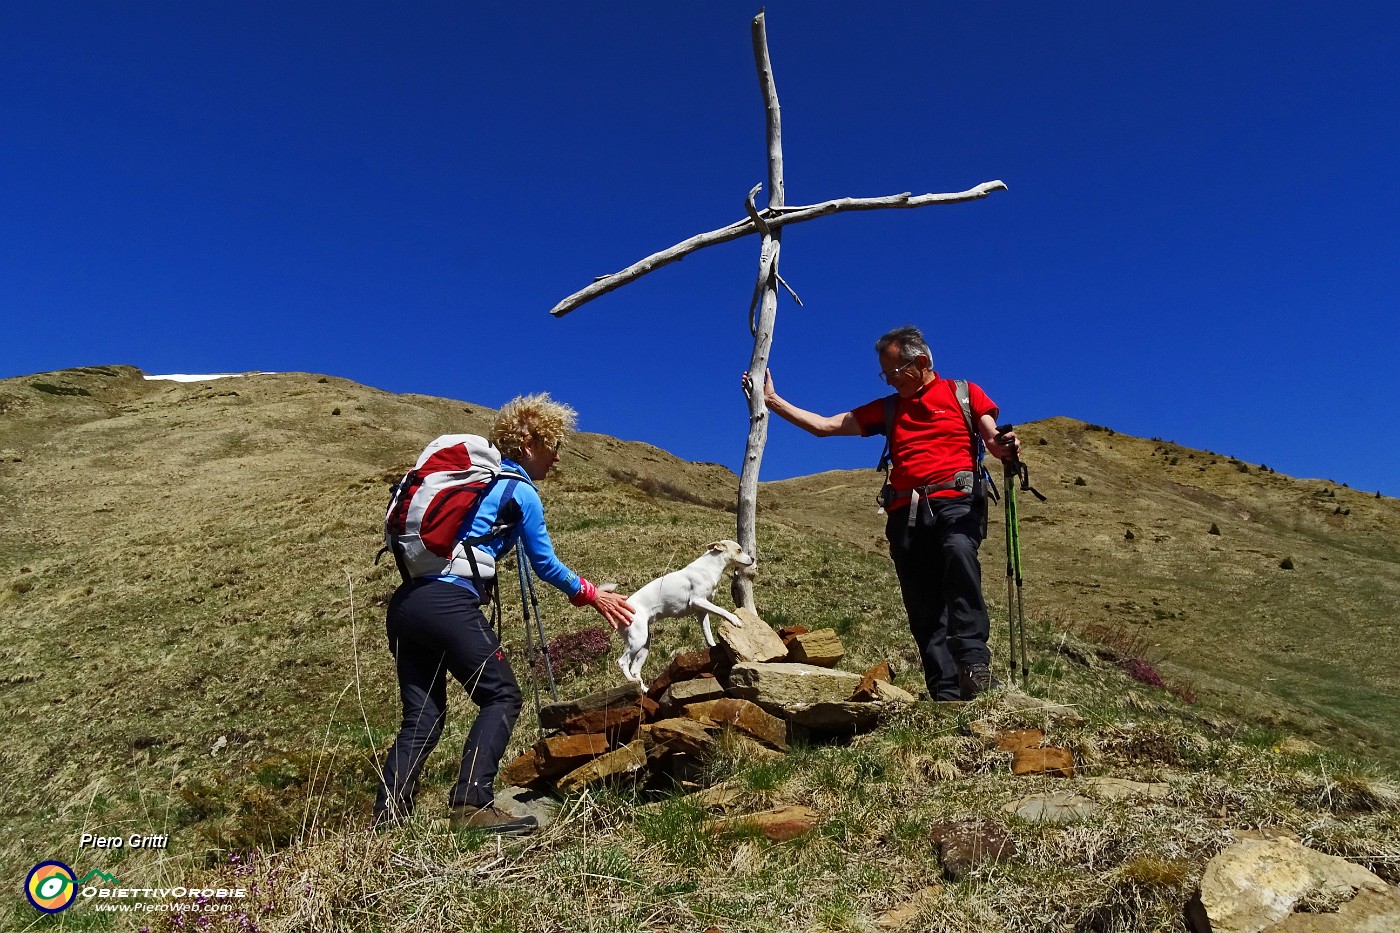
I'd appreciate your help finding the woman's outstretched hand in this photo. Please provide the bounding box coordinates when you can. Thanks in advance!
[592,589,634,630]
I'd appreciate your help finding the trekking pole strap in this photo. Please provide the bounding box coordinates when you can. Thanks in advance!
[1015,460,1048,502]
[994,424,1047,503]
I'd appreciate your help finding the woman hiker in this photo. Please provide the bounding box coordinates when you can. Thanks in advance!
[374,393,633,834]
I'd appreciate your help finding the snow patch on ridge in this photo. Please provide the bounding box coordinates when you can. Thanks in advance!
[144,372,279,383]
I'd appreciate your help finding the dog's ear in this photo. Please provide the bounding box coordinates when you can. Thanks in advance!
[705,541,726,552]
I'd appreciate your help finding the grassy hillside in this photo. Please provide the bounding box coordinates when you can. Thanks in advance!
[2,366,1397,932]
[768,418,1400,762]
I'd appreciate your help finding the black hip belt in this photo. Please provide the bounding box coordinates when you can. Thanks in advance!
[879,470,975,516]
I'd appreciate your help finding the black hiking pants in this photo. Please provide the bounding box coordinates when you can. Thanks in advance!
[375,578,522,820]
[886,496,992,701]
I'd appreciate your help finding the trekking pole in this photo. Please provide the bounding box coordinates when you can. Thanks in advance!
[997,425,1048,685]
[518,556,558,703]
[1009,470,1030,684]
[1002,453,1019,685]
[515,556,546,733]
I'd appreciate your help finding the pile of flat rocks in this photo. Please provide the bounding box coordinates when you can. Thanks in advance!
[498,609,915,799]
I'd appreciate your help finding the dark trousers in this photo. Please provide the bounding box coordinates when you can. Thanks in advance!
[886,497,992,700]
[375,579,522,819]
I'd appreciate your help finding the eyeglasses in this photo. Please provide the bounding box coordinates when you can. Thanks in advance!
[879,360,919,384]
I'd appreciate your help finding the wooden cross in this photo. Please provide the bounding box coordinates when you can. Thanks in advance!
[551,10,1006,610]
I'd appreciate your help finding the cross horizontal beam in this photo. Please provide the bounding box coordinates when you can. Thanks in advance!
[549,179,1007,317]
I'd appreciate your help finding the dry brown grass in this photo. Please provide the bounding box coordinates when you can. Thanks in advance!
[2,366,1399,931]
[125,665,1398,932]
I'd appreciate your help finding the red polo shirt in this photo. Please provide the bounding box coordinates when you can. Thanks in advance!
[854,377,997,502]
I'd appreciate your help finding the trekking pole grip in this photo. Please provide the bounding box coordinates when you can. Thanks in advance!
[996,423,1018,474]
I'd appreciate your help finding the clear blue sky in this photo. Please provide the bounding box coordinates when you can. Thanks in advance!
[5,2,1398,496]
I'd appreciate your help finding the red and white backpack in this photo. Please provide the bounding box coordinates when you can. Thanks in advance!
[380,435,526,583]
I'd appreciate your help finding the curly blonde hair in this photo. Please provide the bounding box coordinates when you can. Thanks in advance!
[490,392,578,461]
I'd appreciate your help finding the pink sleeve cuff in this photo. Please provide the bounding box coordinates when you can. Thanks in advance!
[570,577,597,607]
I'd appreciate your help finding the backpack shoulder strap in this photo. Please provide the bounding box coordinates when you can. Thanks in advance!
[954,379,977,459]
[953,379,1001,506]
[875,393,899,473]
[459,473,526,546]
[452,473,527,587]
[493,476,525,529]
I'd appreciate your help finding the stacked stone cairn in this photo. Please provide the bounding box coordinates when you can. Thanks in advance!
[499,608,917,798]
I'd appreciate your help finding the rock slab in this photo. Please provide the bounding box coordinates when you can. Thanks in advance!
[929,820,1019,881]
[863,680,918,705]
[683,697,789,750]
[499,750,546,788]
[641,718,717,758]
[1011,746,1075,777]
[994,729,1045,751]
[555,740,648,793]
[785,628,845,667]
[707,804,820,842]
[536,733,609,770]
[539,682,642,732]
[559,704,643,742]
[777,625,810,646]
[727,661,865,708]
[788,701,881,734]
[687,782,744,812]
[1185,836,1400,933]
[1002,791,1098,824]
[716,608,789,664]
[645,648,721,700]
[851,662,895,701]
[494,786,559,829]
[658,676,728,711]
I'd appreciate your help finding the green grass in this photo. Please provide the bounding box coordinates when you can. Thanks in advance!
[2,367,1399,931]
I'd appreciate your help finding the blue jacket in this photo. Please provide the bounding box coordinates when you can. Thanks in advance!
[432,458,584,599]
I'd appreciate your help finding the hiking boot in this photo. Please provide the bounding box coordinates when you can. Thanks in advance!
[958,663,1003,700]
[449,803,538,836]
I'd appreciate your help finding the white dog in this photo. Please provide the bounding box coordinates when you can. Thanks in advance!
[614,540,756,683]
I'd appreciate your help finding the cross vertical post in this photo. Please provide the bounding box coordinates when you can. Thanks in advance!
[733,9,782,611]
[548,10,1006,615]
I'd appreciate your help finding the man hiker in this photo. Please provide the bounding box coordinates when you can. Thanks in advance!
[744,325,1020,701]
